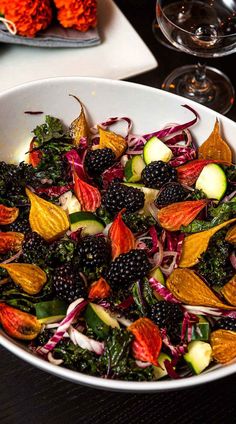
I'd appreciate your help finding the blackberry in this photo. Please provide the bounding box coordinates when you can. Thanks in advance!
[85,148,116,176]
[123,212,156,234]
[106,249,151,290]
[155,183,187,209]
[52,263,86,303]
[214,317,236,332]
[141,161,177,189]
[76,235,110,280]
[150,301,183,343]
[22,232,48,266]
[104,182,145,215]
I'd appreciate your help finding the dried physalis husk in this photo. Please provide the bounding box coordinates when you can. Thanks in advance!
[0,232,24,254]
[0,303,41,340]
[26,188,69,242]
[166,268,235,309]
[198,119,232,164]
[0,205,19,225]
[96,127,127,158]
[69,95,89,145]
[225,225,236,245]
[221,275,236,306]
[211,330,236,364]
[179,218,236,268]
[0,263,47,295]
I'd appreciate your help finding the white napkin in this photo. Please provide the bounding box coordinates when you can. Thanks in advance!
[0,22,101,48]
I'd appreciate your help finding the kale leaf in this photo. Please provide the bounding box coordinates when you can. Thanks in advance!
[182,197,236,233]
[33,116,66,144]
[132,279,157,315]
[54,341,98,375]
[99,329,153,381]
[196,229,234,288]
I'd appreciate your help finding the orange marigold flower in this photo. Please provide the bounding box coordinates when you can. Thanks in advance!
[54,0,97,32]
[0,0,7,14]
[3,0,52,37]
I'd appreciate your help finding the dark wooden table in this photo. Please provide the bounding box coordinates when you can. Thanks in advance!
[1,1,236,423]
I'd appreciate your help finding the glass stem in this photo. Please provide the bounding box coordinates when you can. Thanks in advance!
[189,62,210,93]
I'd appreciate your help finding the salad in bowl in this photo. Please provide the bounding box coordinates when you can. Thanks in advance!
[0,85,236,387]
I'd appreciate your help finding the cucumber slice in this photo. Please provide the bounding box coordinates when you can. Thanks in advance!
[181,316,210,341]
[35,300,67,324]
[195,163,227,200]
[143,136,173,165]
[124,155,146,183]
[153,352,172,380]
[69,211,105,235]
[184,341,212,374]
[84,303,120,338]
[149,267,165,285]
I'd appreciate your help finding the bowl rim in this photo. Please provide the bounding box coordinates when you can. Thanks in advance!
[0,75,235,391]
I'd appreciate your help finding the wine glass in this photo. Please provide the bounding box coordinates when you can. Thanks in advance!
[156,0,236,114]
[152,19,178,50]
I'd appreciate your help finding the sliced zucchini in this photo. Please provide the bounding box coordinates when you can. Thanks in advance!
[149,267,165,285]
[69,211,105,235]
[195,163,227,200]
[35,299,67,324]
[84,303,120,338]
[124,155,146,183]
[149,267,165,300]
[184,341,212,374]
[153,352,172,380]
[143,136,173,165]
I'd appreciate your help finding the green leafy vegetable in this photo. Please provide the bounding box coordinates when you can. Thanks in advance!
[54,341,98,374]
[123,212,156,234]
[182,198,236,233]
[99,329,153,381]
[33,116,66,145]
[196,229,234,288]
[132,279,157,315]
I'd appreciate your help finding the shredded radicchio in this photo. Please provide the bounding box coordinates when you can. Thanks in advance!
[181,311,199,343]
[34,184,72,197]
[68,326,104,355]
[90,116,133,137]
[143,105,199,141]
[102,162,124,189]
[37,299,87,356]
[65,148,87,180]
[160,328,188,360]
[230,252,236,269]
[149,278,181,304]
[183,305,236,318]
[165,231,185,267]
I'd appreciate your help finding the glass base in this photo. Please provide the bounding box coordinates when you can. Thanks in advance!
[162,65,235,115]
[152,19,178,51]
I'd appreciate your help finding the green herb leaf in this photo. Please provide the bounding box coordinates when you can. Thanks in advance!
[182,198,236,233]
[33,116,66,145]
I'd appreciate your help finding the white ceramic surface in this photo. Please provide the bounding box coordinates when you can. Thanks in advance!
[0,0,157,92]
[0,76,235,392]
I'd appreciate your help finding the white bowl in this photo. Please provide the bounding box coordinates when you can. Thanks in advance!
[0,76,235,392]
